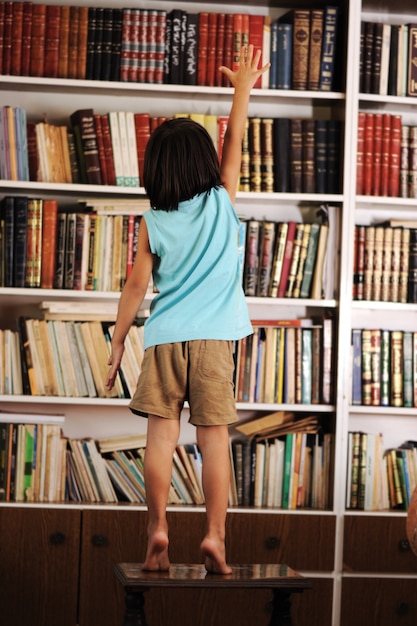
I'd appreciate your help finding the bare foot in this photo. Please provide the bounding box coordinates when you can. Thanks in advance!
[201,537,232,575]
[142,530,170,571]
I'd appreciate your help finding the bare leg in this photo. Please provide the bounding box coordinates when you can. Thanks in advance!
[142,414,180,571]
[197,424,232,574]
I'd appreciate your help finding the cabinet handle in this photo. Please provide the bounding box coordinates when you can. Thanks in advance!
[396,602,409,615]
[398,539,410,552]
[265,536,280,549]
[50,532,66,545]
[92,534,108,547]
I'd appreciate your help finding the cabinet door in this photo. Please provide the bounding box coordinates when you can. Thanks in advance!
[343,515,417,573]
[0,507,80,626]
[78,509,146,626]
[226,512,336,571]
[341,578,417,626]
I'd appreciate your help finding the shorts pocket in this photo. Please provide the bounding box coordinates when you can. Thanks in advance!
[197,341,234,383]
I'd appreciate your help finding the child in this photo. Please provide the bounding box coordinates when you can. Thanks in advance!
[105,46,269,575]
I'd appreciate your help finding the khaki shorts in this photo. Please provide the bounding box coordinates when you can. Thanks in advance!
[129,340,238,426]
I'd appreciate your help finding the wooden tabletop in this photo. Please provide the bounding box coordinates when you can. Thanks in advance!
[114,563,311,591]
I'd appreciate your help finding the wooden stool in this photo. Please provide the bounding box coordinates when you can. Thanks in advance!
[114,562,311,626]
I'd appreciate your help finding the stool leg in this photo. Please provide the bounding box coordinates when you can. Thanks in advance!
[122,589,148,626]
[268,589,293,626]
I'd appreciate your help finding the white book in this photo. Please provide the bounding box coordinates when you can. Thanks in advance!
[379,24,391,96]
[117,111,132,186]
[125,111,140,187]
[108,111,124,186]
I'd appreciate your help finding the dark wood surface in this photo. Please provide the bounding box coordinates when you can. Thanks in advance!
[114,563,311,591]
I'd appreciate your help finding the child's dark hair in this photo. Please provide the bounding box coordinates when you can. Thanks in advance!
[143,118,223,211]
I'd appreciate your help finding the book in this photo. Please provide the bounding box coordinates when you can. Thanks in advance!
[307,9,324,91]
[70,109,102,186]
[319,6,339,91]
[407,24,417,96]
[29,3,46,77]
[40,200,58,290]
[279,9,310,91]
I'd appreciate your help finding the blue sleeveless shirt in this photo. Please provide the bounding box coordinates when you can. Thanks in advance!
[143,187,252,349]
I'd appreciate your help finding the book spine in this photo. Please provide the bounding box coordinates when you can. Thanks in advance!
[58,4,70,78]
[390,330,404,406]
[319,6,339,91]
[10,1,24,76]
[290,119,303,193]
[407,24,417,96]
[388,115,402,197]
[307,9,324,91]
[275,23,292,90]
[44,5,61,78]
[13,196,28,288]
[25,198,43,288]
[40,200,58,290]
[67,6,80,80]
[291,10,310,90]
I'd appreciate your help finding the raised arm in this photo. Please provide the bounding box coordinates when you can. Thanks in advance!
[219,45,270,203]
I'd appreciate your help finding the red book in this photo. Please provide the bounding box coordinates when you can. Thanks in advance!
[134,113,151,185]
[29,3,46,77]
[154,9,166,84]
[77,6,89,79]
[0,2,5,74]
[232,13,243,72]
[205,12,218,87]
[40,199,58,289]
[137,8,148,83]
[363,113,374,195]
[222,13,234,86]
[372,113,382,196]
[380,113,392,196]
[146,9,158,83]
[214,13,226,86]
[120,8,131,82]
[197,12,209,86]
[21,1,33,76]
[67,5,79,79]
[44,5,61,78]
[100,114,116,186]
[2,1,13,75]
[217,116,229,164]
[389,114,402,197]
[129,8,141,82]
[277,221,297,298]
[57,5,70,78]
[10,1,24,75]
[249,15,265,88]
[356,112,365,195]
[94,114,108,185]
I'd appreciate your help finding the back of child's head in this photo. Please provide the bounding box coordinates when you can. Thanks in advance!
[143,117,223,211]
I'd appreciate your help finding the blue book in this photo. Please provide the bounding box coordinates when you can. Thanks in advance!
[351,329,362,405]
[277,23,292,89]
[319,6,339,91]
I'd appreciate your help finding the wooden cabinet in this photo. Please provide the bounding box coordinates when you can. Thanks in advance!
[343,515,417,573]
[77,509,335,626]
[0,507,80,626]
[341,579,417,626]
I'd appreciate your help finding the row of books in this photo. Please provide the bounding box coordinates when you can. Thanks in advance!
[0,196,150,290]
[352,222,417,303]
[234,318,335,406]
[360,21,417,97]
[243,219,328,300]
[356,112,402,197]
[351,328,417,408]
[0,411,332,510]
[347,431,417,511]
[0,197,340,298]
[1,317,146,399]
[0,104,343,197]
[0,3,340,91]
[0,314,336,405]
[247,118,342,195]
